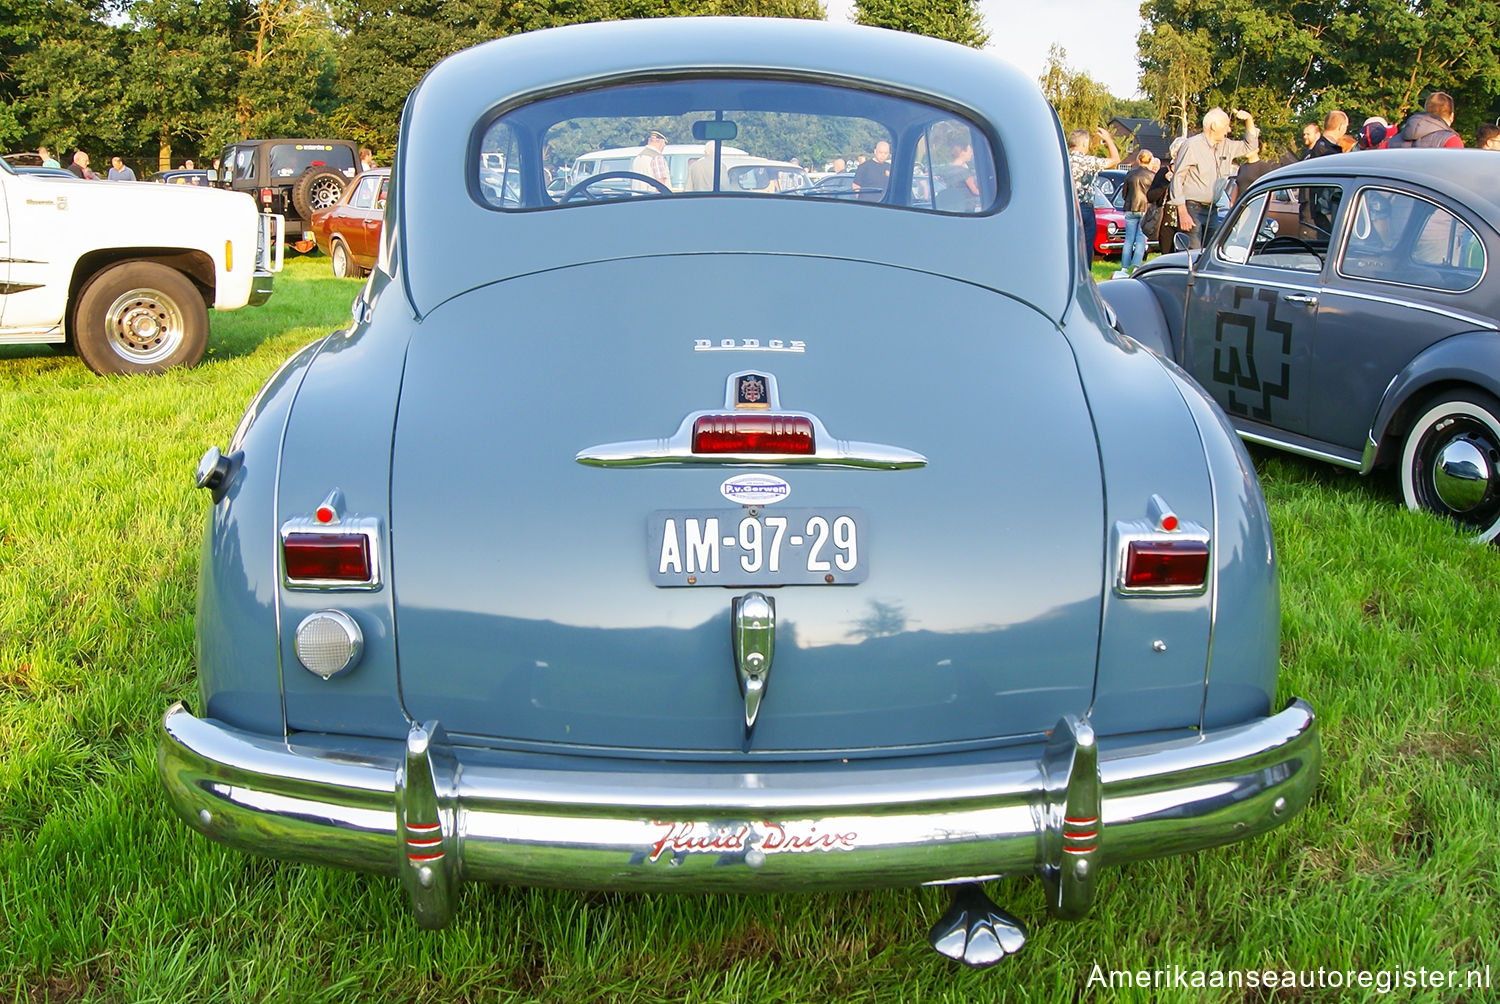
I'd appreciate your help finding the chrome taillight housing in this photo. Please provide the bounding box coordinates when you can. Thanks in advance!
[1114,495,1211,596]
[281,490,382,590]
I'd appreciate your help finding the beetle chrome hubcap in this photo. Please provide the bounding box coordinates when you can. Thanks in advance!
[1416,415,1500,531]
[105,288,185,364]
[1432,437,1492,512]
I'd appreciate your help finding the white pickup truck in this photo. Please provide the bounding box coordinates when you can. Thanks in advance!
[0,160,283,375]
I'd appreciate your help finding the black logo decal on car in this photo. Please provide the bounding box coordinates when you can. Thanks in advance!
[1212,286,1294,421]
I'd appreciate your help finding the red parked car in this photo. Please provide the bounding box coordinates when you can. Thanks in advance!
[311,168,389,278]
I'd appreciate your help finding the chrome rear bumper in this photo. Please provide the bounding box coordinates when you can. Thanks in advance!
[160,699,1317,928]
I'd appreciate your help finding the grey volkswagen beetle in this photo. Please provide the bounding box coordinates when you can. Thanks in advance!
[160,17,1319,969]
[1101,151,1500,541]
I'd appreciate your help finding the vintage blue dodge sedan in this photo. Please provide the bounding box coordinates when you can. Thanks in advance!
[160,18,1318,968]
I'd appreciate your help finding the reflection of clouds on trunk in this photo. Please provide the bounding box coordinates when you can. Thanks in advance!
[848,600,908,640]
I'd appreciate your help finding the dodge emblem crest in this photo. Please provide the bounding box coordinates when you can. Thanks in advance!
[736,374,770,409]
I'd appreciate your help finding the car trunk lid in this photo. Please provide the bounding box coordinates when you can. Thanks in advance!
[389,254,1105,755]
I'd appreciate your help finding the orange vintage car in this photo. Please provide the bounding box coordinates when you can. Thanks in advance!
[311,168,389,277]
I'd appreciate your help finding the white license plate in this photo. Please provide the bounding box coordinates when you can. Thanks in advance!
[648,508,867,587]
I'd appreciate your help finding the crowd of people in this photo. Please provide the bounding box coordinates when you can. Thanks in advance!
[1079,88,1496,274]
[19,146,378,181]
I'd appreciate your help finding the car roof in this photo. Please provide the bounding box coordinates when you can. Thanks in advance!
[1251,150,1500,223]
[397,17,1071,320]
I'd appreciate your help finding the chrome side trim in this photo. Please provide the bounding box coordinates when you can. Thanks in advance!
[576,410,927,470]
[1235,427,1365,470]
[1361,435,1380,474]
[159,698,1318,905]
[0,325,64,344]
[1199,266,1496,331]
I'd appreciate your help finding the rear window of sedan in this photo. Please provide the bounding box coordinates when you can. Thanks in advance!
[475,77,1000,215]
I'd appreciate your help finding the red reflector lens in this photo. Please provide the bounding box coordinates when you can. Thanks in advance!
[284,533,371,581]
[259,187,274,204]
[1125,540,1209,588]
[692,415,815,455]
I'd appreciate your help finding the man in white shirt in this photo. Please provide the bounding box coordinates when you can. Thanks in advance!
[631,131,671,192]
[1171,107,1258,249]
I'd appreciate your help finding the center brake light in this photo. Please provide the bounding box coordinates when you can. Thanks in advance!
[692,414,815,455]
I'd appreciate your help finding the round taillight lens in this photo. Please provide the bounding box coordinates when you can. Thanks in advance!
[294,610,364,679]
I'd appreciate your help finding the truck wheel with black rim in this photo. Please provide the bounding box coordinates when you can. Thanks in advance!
[292,166,347,221]
[1400,390,1500,542]
[72,261,209,375]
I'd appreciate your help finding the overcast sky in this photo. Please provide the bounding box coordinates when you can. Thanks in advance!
[822,0,1145,98]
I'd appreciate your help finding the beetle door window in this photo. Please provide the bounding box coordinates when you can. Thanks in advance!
[476,77,1000,214]
[1225,184,1341,272]
[1339,188,1484,292]
[1216,193,1270,264]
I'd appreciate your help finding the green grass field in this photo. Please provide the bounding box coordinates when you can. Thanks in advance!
[2,257,1497,1002]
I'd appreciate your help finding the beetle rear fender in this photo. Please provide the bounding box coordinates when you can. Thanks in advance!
[1096,277,1173,358]
[1368,330,1500,468]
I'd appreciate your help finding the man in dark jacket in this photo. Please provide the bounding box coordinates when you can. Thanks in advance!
[1120,149,1156,273]
[1392,92,1464,148]
[1306,111,1347,158]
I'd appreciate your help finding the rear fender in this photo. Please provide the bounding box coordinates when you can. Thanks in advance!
[1096,277,1174,358]
[1369,331,1500,464]
[198,337,324,735]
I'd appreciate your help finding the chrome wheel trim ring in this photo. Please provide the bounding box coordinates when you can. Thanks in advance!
[1403,401,1500,541]
[104,287,187,365]
[332,242,349,277]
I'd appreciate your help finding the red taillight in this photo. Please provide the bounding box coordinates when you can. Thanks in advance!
[284,532,371,581]
[692,415,815,455]
[1124,540,1210,589]
[259,187,274,206]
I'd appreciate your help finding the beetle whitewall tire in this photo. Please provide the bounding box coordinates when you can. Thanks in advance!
[1400,391,1500,543]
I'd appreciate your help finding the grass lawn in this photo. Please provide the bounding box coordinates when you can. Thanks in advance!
[2,256,1497,1002]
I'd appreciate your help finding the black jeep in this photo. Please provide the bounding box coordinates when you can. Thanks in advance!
[218,139,359,250]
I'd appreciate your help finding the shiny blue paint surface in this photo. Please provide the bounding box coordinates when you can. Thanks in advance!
[192,17,1284,764]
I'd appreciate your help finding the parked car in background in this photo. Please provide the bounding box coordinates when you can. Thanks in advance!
[566,143,749,193]
[1093,168,1159,257]
[13,165,75,179]
[1089,185,1126,256]
[155,169,214,187]
[1100,150,1500,541]
[0,156,282,374]
[311,168,389,278]
[217,138,358,250]
[162,17,1317,971]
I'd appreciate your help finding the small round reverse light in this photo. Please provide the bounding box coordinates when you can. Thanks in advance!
[294,610,364,679]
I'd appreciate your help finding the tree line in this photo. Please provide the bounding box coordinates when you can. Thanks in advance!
[3,0,1494,173]
[0,0,986,173]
